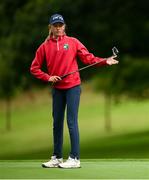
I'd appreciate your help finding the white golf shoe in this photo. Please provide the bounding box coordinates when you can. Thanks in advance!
[58,156,81,168]
[42,156,63,168]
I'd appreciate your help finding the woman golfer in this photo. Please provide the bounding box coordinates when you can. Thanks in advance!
[30,14,118,168]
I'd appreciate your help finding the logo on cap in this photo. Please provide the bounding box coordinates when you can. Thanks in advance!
[53,16,63,21]
[49,14,65,24]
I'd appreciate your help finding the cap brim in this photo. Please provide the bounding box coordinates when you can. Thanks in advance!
[50,20,65,24]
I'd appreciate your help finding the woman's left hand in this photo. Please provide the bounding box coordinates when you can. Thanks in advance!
[106,56,119,65]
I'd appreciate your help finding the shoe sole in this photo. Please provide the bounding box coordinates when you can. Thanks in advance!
[42,164,58,168]
[58,165,81,169]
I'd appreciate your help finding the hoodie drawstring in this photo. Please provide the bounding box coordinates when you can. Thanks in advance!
[56,38,60,51]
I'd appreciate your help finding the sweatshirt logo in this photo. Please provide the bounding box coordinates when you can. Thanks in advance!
[63,44,69,50]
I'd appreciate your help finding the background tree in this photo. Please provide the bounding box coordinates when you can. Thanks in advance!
[0,0,149,131]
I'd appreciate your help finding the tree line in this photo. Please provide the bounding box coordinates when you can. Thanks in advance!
[0,0,149,130]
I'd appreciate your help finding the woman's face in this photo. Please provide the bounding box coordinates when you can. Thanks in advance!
[50,23,65,37]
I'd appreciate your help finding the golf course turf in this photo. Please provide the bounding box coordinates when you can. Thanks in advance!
[0,159,149,179]
[1,87,149,179]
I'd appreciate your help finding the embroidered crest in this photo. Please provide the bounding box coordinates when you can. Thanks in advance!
[63,44,69,50]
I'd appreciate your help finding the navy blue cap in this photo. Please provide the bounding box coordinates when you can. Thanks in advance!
[49,14,65,24]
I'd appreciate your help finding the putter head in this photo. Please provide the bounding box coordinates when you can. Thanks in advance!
[112,47,119,57]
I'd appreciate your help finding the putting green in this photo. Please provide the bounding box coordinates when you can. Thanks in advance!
[0,159,149,179]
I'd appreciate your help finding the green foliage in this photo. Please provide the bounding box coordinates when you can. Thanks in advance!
[0,41,15,98]
[113,56,149,98]
[0,0,149,98]
[91,56,149,98]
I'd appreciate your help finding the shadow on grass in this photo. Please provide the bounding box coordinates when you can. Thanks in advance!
[1,130,149,159]
[81,130,149,158]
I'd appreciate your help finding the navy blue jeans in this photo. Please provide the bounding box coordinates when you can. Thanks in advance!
[52,85,81,159]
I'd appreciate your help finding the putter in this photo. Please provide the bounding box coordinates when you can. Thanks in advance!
[112,46,119,57]
[60,47,119,79]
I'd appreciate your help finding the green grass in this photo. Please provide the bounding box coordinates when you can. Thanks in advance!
[0,84,149,159]
[0,159,149,179]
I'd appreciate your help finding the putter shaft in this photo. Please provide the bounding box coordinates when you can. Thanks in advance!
[60,47,119,79]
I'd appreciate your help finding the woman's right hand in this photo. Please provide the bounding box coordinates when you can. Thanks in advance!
[48,76,62,83]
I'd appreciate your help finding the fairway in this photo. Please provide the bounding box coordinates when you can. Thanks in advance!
[1,86,149,160]
[0,159,149,179]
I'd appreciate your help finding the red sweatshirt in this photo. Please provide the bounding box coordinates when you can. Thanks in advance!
[30,35,107,89]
